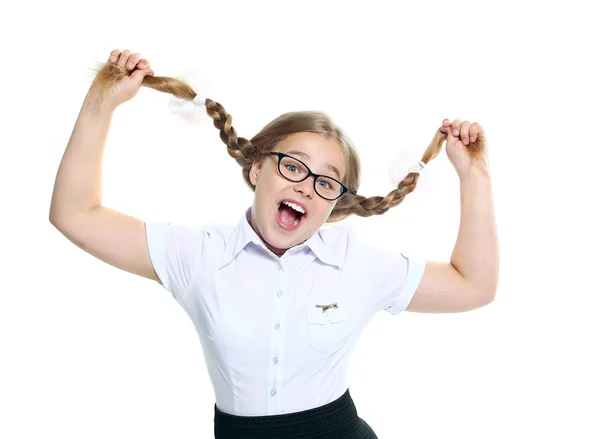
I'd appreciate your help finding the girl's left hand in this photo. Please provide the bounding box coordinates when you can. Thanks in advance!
[440,118,490,177]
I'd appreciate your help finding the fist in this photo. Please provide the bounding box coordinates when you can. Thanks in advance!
[87,49,156,111]
[439,118,489,176]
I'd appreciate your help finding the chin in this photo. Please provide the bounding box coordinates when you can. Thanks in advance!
[253,203,320,251]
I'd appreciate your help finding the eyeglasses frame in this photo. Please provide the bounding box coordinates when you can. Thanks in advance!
[268,152,350,200]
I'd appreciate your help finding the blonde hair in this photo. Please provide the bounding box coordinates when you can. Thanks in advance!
[88,62,483,222]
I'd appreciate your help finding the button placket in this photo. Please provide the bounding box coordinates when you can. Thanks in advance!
[268,258,286,414]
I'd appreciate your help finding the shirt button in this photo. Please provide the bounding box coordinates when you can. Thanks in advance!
[277,290,283,297]
[273,357,278,364]
[270,388,276,396]
[274,323,280,330]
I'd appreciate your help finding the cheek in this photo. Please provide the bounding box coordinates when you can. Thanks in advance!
[258,172,289,198]
[310,202,335,223]
[255,176,282,210]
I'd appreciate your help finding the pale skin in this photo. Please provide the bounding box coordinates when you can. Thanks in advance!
[409,118,498,313]
[109,49,153,73]
[103,50,498,314]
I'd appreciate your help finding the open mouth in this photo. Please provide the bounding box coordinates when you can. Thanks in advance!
[276,201,307,231]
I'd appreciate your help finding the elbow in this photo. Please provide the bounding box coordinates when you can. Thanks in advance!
[478,289,497,307]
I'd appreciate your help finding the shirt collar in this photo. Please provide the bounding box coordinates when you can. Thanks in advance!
[218,207,348,270]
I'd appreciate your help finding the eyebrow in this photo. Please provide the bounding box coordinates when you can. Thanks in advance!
[286,149,342,180]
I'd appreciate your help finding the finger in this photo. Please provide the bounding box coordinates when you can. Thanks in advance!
[451,118,463,137]
[469,122,482,142]
[440,119,451,134]
[109,49,121,63]
[126,53,142,71]
[460,120,471,144]
[132,66,155,83]
[136,58,150,70]
[117,49,132,68]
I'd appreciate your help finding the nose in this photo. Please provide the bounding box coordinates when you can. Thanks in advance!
[294,176,315,198]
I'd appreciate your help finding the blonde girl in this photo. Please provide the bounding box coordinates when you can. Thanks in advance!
[50,49,498,439]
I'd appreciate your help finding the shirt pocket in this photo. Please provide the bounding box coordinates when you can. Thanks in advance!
[305,301,351,354]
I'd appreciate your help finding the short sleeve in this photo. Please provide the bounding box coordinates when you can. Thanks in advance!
[362,242,426,315]
[384,253,426,314]
[144,221,207,301]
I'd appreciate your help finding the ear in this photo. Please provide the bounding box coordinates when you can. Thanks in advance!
[249,159,263,186]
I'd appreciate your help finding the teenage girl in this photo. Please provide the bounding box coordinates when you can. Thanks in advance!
[50,49,499,439]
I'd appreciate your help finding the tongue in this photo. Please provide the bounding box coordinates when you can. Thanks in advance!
[279,204,298,225]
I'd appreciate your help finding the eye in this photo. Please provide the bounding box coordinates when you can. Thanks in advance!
[318,180,331,189]
[286,164,299,173]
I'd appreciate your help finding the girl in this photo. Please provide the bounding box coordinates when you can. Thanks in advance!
[50,49,499,439]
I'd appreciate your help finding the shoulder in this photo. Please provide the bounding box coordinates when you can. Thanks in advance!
[201,220,237,242]
[316,222,389,268]
[317,221,355,244]
[146,219,237,252]
[325,222,409,270]
[319,222,384,253]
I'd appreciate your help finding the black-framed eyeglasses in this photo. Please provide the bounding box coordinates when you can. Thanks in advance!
[269,152,349,201]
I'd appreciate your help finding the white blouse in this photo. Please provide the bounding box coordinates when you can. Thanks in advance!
[145,208,425,416]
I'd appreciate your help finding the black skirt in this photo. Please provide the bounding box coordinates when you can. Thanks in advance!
[213,388,378,439]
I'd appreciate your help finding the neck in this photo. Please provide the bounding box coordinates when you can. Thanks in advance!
[248,211,288,258]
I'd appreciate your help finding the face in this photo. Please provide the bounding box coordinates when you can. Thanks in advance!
[248,132,346,257]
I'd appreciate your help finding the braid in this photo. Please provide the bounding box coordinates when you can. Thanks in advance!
[329,174,420,221]
[328,130,447,222]
[87,61,259,187]
[87,60,454,222]
[203,98,259,187]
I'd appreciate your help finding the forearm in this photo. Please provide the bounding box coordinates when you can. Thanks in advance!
[49,93,114,224]
[450,167,499,299]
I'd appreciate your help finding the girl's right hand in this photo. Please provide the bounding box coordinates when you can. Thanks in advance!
[102,49,155,109]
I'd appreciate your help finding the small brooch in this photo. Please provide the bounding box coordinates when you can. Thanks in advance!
[316,303,338,313]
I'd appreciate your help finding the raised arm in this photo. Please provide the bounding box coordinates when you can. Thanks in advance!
[49,49,160,282]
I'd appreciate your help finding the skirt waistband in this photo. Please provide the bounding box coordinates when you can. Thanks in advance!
[213,388,378,439]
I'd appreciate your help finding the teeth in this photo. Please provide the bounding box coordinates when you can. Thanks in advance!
[282,201,305,215]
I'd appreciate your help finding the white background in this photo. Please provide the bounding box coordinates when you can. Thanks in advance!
[2,0,599,438]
